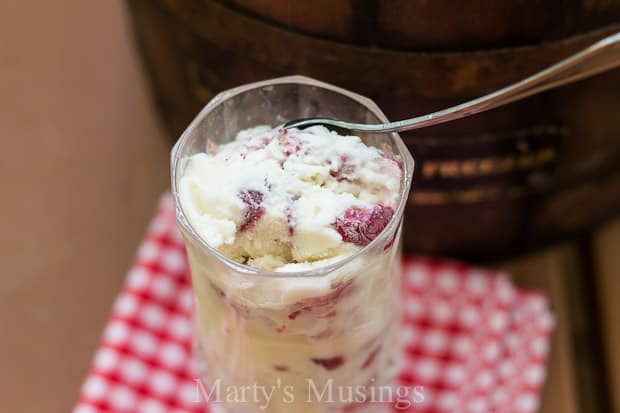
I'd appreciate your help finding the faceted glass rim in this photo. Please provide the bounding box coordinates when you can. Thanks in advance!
[171,75,415,278]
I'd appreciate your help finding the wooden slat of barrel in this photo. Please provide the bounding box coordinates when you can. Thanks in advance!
[501,246,580,413]
[226,0,620,49]
[149,0,620,98]
[376,0,620,50]
[593,217,620,412]
[502,241,616,413]
[221,0,355,42]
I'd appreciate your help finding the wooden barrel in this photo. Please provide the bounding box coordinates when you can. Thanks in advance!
[126,0,620,260]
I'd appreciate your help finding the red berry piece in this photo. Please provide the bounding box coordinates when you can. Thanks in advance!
[284,206,295,236]
[208,280,225,298]
[238,190,264,232]
[273,365,289,372]
[361,345,381,369]
[229,301,250,317]
[311,328,334,340]
[388,157,402,172]
[280,133,304,157]
[329,155,356,181]
[246,135,271,151]
[288,310,302,320]
[239,136,271,158]
[206,138,218,155]
[383,232,397,251]
[379,143,403,172]
[317,310,337,319]
[311,356,345,370]
[299,279,354,310]
[334,205,394,246]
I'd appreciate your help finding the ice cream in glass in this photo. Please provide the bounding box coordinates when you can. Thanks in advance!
[171,76,414,413]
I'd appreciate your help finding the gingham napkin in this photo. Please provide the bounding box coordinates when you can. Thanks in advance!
[74,194,553,413]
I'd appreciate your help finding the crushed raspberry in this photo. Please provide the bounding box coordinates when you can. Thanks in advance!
[273,365,289,372]
[238,190,264,232]
[380,143,403,171]
[290,281,352,322]
[288,310,302,320]
[317,310,337,319]
[208,280,225,298]
[284,206,295,236]
[229,301,250,317]
[264,178,272,192]
[279,132,304,157]
[206,138,218,155]
[361,345,381,369]
[239,136,271,158]
[334,205,394,246]
[388,157,402,172]
[244,135,271,151]
[311,356,345,370]
[383,232,397,250]
[299,279,354,310]
[311,328,334,340]
[329,155,356,181]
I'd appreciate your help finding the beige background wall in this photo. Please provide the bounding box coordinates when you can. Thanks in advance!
[0,1,169,411]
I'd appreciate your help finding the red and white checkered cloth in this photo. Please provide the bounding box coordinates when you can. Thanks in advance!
[74,194,553,413]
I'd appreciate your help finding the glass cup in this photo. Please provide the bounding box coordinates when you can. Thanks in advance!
[171,76,414,413]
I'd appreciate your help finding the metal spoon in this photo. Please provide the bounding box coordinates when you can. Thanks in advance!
[282,31,620,134]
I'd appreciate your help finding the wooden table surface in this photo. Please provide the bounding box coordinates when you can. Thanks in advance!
[1,1,617,412]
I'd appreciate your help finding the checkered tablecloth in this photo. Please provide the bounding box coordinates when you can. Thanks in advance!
[74,194,553,413]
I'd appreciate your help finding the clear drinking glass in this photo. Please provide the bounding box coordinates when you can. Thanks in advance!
[171,76,414,413]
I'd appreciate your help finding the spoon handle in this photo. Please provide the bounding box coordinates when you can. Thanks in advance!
[285,31,620,134]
